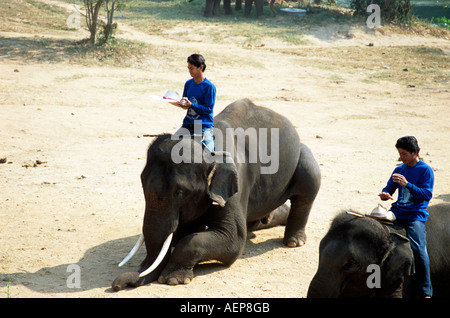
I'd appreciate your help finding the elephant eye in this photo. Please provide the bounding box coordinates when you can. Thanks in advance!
[343,258,359,271]
[176,189,184,197]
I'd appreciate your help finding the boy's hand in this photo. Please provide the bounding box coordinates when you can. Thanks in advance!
[179,97,191,109]
[170,98,191,110]
[378,192,393,200]
[392,173,408,187]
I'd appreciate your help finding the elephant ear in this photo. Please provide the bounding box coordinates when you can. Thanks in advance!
[380,232,415,296]
[205,151,238,207]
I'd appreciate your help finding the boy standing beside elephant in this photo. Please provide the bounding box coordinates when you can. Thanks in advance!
[379,136,434,298]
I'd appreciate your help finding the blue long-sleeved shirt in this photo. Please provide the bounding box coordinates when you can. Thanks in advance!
[382,160,434,221]
[182,78,216,128]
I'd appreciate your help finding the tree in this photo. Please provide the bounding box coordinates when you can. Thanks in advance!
[84,0,103,44]
[83,0,130,44]
[103,0,130,43]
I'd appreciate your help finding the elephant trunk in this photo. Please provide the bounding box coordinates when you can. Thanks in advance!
[307,273,340,298]
[112,272,145,291]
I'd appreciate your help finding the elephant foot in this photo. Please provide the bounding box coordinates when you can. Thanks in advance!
[158,266,194,285]
[283,232,307,247]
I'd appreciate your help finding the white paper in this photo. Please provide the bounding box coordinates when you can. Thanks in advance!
[149,95,181,103]
[149,90,181,103]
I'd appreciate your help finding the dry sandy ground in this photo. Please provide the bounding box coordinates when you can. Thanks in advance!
[1,0,449,298]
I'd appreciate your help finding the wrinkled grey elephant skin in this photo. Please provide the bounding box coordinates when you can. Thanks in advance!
[112,98,321,291]
[307,203,450,298]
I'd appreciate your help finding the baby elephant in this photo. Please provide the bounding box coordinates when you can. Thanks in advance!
[308,203,450,298]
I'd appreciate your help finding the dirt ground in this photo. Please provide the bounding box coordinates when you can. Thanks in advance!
[1,0,449,298]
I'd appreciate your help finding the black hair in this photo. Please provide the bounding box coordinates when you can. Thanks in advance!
[187,54,206,72]
[395,136,420,154]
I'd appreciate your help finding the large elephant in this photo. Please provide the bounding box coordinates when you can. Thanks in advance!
[204,0,275,18]
[112,98,321,290]
[307,203,450,298]
[204,0,240,17]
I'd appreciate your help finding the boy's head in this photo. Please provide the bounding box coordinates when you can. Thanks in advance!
[187,54,206,72]
[395,136,420,155]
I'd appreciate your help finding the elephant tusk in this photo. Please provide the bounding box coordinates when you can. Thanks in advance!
[118,233,144,267]
[139,233,173,278]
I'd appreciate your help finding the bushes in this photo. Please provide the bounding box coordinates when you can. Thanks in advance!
[350,0,413,23]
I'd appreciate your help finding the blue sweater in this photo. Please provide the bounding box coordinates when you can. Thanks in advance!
[382,160,434,221]
[182,78,216,128]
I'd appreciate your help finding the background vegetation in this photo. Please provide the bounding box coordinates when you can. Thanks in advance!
[1,0,448,68]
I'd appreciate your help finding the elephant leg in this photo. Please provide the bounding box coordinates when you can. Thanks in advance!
[283,195,313,247]
[204,0,214,17]
[283,144,321,247]
[270,0,276,17]
[244,0,253,17]
[247,203,289,231]
[255,0,264,18]
[224,0,232,14]
[158,216,246,285]
[213,0,221,16]
[236,0,242,10]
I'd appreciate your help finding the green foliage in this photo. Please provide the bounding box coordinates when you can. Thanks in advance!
[430,16,450,29]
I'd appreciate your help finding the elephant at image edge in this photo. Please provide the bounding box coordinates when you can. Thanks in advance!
[205,0,273,18]
[307,203,450,298]
[112,98,321,290]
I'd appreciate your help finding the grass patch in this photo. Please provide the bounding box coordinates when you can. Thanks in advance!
[0,0,74,33]
[283,45,449,87]
[67,38,154,67]
[0,35,154,67]
[113,0,321,45]
[1,0,449,71]
[362,46,449,86]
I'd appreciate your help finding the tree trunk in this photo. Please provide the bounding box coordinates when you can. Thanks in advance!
[104,0,116,41]
[86,0,104,44]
